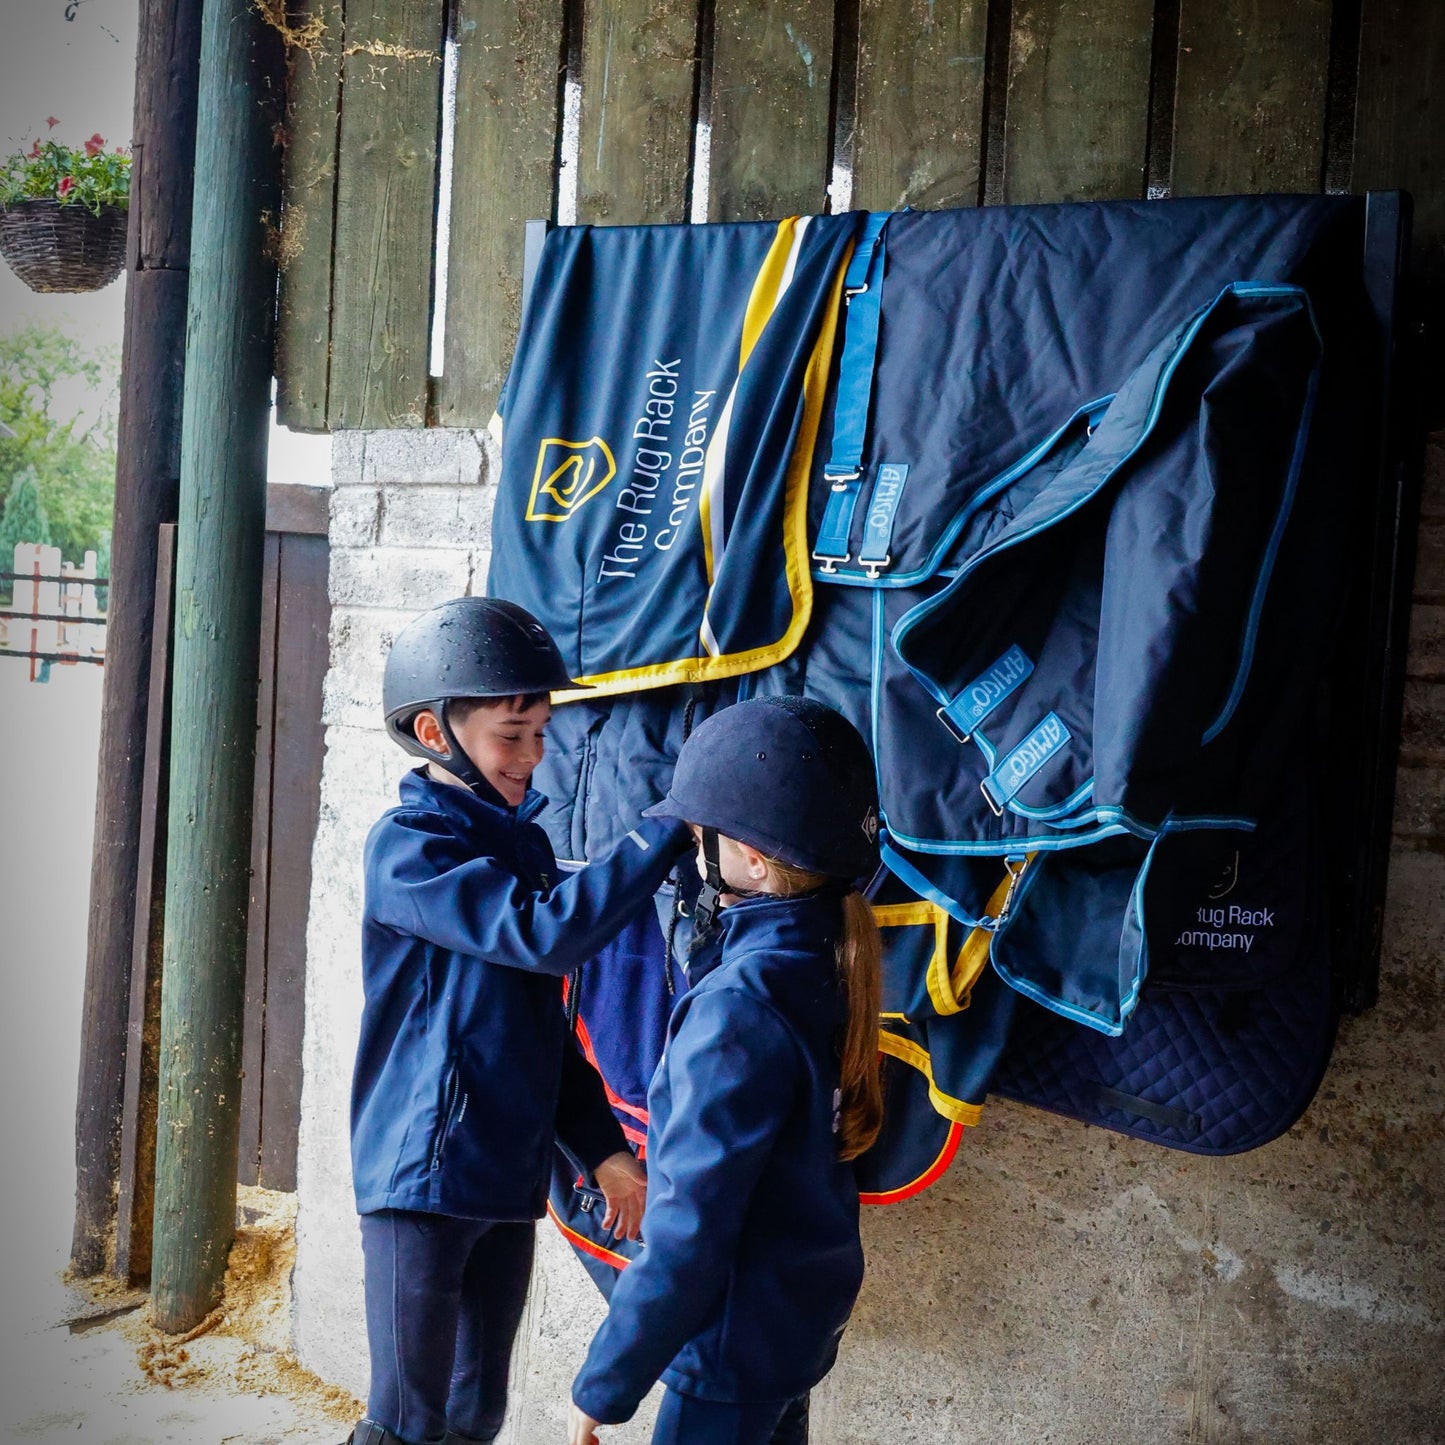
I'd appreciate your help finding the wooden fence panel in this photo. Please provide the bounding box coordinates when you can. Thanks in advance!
[576,0,700,225]
[1171,0,1332,195]
[275,0,345,432]
[852,0,989,212]
[328,0,446,429]
[707,1,836,221]
[1353,0,1445,292]
[435,0,567,428]
[1003,0,1155,204]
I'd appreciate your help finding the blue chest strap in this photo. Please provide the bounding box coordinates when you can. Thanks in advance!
[813,211,892,573]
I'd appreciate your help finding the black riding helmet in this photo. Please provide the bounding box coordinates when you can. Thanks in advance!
[382,597,581,792]
[645,696,880,937]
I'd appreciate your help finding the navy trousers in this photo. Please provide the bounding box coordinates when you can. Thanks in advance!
[651,1389,809,1445]
[359,1210,535,1445]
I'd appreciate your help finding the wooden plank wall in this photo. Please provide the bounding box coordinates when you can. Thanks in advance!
[273,0,1444,436]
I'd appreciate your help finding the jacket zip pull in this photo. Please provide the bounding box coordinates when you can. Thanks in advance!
[431,1064,461,1171]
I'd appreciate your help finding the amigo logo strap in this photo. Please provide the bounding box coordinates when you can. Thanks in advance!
[936,645,1034,743]
[981,712,1071,816]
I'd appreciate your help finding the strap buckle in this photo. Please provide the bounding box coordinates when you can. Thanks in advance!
[861,553,890,580]
[812,473,861,572]
[980,779,1005,818]
[935,705,970,744]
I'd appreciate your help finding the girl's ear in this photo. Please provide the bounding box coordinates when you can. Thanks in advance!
[413,708,451,756]
[733,840,771,881]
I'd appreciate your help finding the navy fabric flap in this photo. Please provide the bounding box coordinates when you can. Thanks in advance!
[878,286,1321,854]
[806,194,1361,586]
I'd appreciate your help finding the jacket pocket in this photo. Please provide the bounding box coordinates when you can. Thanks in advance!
[430,1059,464,1173]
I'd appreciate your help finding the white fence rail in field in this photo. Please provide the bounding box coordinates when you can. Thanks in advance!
[1,542,107,680]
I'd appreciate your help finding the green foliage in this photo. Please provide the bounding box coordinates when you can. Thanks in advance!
[0,469,52,573]
[0,323,117,568]
[1,132,131,215]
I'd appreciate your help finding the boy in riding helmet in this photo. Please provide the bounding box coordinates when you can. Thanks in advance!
[568,695,884,1445]
[344,597,692,1445]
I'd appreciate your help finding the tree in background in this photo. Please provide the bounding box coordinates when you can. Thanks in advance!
[0,323,117,567]
[0,468,53,599]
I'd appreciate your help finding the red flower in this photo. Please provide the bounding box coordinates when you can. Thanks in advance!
[27,140,41,159]
[84,133,105,157]
[46,116,60,129]
[57,176,75,198]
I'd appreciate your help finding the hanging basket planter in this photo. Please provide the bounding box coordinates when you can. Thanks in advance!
[0,197,128,293]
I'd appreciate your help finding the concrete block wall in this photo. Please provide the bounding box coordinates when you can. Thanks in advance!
[294,429,1445,1442]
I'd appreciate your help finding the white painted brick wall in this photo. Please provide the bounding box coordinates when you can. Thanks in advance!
[294,428,500,1397]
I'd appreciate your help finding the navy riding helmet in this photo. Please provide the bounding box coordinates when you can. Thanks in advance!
[382,596,580,792]
[646,696,880,931]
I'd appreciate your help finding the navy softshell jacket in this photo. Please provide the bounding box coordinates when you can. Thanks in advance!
[572,891,865,1420]
[352,768,689,1220]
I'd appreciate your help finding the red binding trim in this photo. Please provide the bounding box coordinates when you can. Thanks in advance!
[859,1121,963,1206]
[574,1012,651,1127]
[547,1200,631,1270]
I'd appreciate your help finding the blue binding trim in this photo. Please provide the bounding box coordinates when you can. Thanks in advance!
[813,212,891,572]
[878,839,987,929]
[879,805,1255,858]
[811,394,1115,588]
[1201,287,1323,744]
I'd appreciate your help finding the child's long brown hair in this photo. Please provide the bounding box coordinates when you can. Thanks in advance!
[762,860,883,1161]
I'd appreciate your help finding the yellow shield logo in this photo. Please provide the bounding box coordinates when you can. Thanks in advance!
[525,437,618,522]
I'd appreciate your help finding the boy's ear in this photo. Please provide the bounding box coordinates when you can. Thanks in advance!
[413,708,451,757]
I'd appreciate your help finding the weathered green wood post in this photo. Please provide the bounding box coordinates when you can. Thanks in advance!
[150,0,283,1331]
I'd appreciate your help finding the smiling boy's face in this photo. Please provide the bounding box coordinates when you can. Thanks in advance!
[417,697,552,804]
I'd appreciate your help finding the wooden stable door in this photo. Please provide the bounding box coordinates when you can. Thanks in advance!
[238,484,330,1192]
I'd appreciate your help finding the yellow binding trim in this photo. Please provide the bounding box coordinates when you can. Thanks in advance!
[552,226,854,703]
[877,1029,983,1127]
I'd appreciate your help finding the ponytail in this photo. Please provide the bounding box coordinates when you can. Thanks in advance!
[757,858,884,1162]
[834,890,883,1161]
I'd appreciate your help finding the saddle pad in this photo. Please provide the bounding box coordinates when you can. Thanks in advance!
[989,767,1335,1152]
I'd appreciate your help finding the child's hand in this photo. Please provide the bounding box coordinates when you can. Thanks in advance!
[593,1149,647,1241]
[567,1401,602,1444]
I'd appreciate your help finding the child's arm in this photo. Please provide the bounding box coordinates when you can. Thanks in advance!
[569,987,795,1426]
[366,812,690,976]
[556,1038,648,1241]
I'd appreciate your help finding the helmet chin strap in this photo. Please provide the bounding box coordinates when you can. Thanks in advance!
[692,826,767,942]
[426,702,490,796]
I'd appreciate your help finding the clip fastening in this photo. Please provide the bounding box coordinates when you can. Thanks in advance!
[978,856,1028,930]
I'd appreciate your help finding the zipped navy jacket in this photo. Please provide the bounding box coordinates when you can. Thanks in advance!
[352,768,689,1221]
[572,891,865,1420]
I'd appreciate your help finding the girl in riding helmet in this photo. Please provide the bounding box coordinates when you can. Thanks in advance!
[567,695,884,1445]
